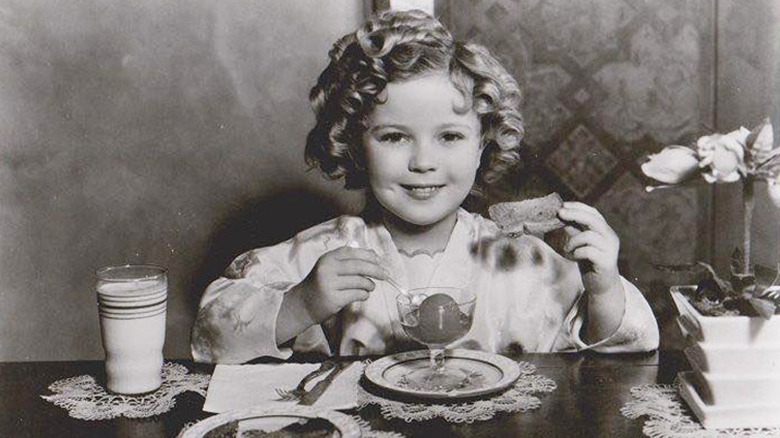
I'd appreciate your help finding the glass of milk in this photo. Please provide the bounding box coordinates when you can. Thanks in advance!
[96,264,167,394]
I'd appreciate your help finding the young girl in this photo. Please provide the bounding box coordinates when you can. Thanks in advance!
[191,10,659,363]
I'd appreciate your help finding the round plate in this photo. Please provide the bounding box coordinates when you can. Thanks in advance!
[178,405,360,438]
[364,349,521,399]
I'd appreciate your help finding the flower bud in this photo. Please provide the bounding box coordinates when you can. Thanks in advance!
[641,146,699,184]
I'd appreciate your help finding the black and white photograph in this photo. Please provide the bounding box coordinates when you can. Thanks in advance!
[1,0,779,436]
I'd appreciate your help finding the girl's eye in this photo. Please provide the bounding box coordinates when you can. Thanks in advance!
[441,132,466,143]
[378,132,408,144]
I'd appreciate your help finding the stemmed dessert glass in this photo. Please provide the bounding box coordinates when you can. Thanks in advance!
[396,286,476,391]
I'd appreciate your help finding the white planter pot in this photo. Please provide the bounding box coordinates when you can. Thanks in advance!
[684,340,780,374]
[670,285,780,429]
[670,286,780,346]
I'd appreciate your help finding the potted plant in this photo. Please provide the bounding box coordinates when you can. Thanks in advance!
[641,118,780,429]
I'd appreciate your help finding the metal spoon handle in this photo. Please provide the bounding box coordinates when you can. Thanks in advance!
[346,239,407,295]
[385,276,408,295]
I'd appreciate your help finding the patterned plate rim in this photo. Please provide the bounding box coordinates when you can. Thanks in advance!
[178,405,361,438]
[364,349,521,399]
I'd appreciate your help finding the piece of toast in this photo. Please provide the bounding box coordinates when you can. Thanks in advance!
[488,193,565,236]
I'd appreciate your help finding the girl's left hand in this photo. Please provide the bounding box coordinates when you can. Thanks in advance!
[557,201,622,296]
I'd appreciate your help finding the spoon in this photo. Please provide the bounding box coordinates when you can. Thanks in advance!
[384,276,409,296]
[346,239,409,296]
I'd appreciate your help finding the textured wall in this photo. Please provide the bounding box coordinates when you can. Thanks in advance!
[443,0,715,287]
[0,0,364,360]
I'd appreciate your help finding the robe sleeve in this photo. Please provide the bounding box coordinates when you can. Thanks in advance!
[558,276,660,352]
[190,217,363,363]
[486,230,659,354]
[514,233,660,353]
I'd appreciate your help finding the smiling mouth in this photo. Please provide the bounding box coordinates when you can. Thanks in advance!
[401,184,445,199]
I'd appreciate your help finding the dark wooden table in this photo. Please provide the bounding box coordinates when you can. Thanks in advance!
[0,350,689,438]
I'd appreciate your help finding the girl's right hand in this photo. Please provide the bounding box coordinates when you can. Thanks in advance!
[298,247,388,323]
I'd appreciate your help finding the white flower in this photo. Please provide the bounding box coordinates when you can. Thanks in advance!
[697,127,750,183]
[641,146,699,184]
[769,176,780,209]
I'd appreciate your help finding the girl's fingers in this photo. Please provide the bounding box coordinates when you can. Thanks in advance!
[342,289,371,302]
[570,246,604,264]
[334,247,382,263]
[336,275,377,292]
[558,202,610,235]
[336,259,388,280]
[562,224,581,238]
[565,230,607,253]
[563,201,599,214]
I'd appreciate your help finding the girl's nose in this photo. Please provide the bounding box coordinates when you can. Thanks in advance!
[408,142,437,173]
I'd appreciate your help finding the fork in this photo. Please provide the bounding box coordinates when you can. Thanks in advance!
[299,361,351,406]
[274,361,337,402]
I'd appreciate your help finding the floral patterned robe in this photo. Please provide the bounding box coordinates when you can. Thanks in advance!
[191,209,659,363]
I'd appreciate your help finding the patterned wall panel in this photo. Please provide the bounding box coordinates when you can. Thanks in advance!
[442,0,715,289]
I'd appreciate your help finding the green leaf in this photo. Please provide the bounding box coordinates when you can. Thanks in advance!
[758,262,780,299]
[748,297,776,319]
[760,287,780,305]
[746,118,774,166]
[755,148,780,177]
[728,248,755,294]
[757,147,780,166]
[697,261,734,295]
[733,273,756,295]
[696,278,724,301]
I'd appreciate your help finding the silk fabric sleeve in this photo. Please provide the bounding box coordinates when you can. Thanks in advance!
[190,217,365,363]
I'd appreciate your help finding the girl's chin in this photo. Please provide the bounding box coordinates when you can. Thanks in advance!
[372,192,464,229]
[385,209,458,229]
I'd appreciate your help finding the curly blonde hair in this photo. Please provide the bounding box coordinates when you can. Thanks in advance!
[305,9,523,195]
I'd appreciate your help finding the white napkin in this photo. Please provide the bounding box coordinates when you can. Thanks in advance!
[203,362,363,413]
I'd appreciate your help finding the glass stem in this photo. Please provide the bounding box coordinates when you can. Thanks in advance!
[430,348,446,373]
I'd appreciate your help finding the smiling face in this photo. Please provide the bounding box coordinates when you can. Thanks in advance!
[362,73,483,228]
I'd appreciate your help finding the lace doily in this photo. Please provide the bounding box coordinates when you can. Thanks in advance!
[41,362,211,420]
[177,415,405,438]
[621,381,780,438]
[357,361,556,423]
[351,416,406,438]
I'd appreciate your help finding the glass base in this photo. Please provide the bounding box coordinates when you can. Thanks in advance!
[404,366,470,392]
